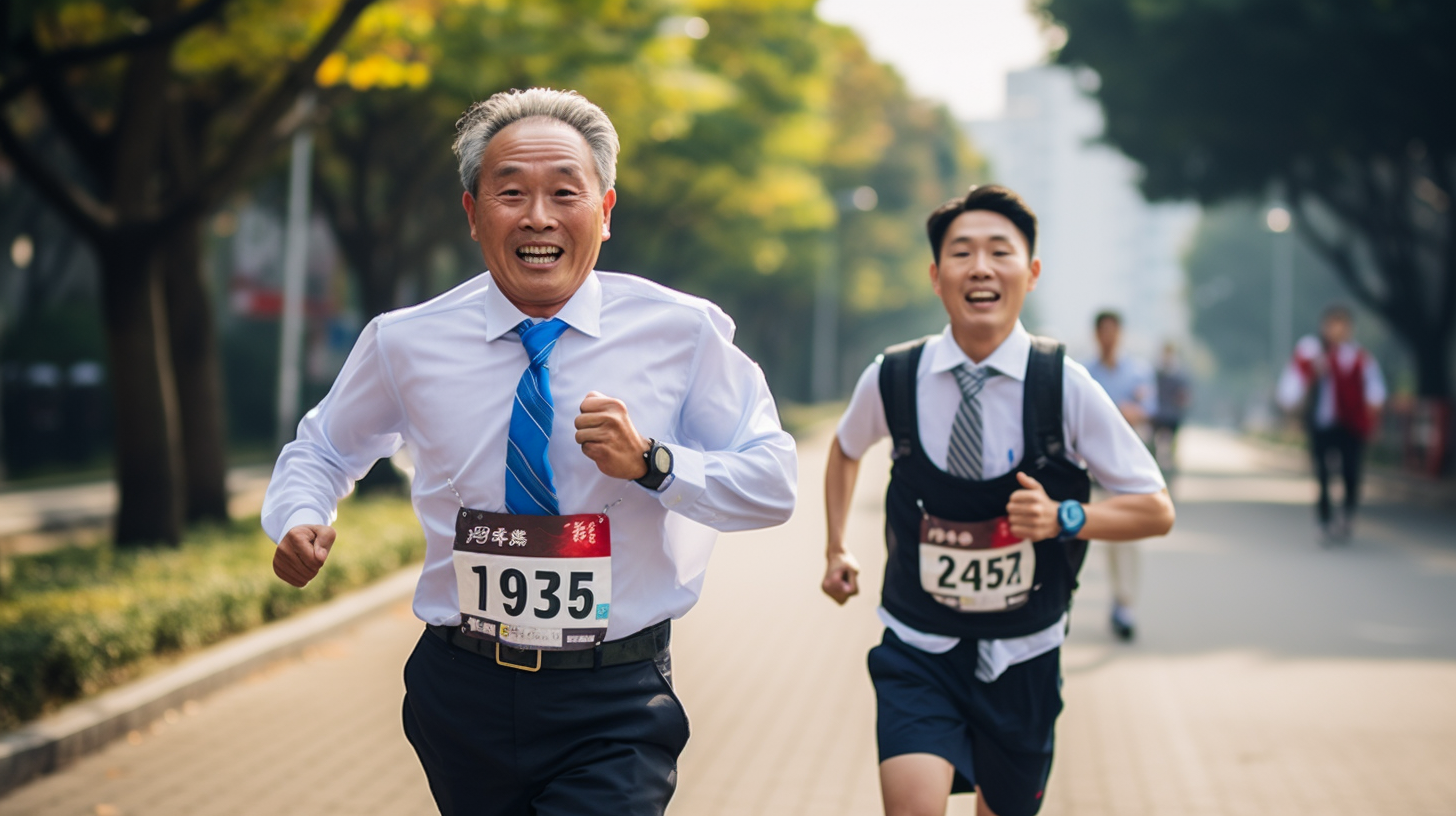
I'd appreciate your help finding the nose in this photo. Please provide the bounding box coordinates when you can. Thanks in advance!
[520,194,556,232]
[969,250,994,277]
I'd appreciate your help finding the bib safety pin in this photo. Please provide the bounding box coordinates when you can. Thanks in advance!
[602,498,623,517]
[446,478,465,508]
[915,498,929,519]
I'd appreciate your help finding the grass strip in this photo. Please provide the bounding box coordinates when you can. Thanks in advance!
[0,495,423,730]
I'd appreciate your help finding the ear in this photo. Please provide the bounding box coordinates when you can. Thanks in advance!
[929,261,942,298]
[462,190,479,242]
[1026,256,1042,292]
[600,188,617,242]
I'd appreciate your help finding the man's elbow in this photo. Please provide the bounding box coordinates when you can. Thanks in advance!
[1150,491,1176,537]
[761,482,798,527]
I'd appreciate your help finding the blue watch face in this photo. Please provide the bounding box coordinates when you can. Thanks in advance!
[1058,500,1085,533]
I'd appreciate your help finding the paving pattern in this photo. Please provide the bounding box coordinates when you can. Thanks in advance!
[4,427,1455,815]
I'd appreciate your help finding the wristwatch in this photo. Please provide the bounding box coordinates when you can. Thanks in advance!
[636,438,673,491]
[1057,500,1086,540]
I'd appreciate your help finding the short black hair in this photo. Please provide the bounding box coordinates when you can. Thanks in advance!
[926,184,1038,263]
[1094,310,1122,328]
[1322,303,1353,323]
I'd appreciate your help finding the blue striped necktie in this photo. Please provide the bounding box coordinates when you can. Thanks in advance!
[506,318,570,515]
[947,364,996,479]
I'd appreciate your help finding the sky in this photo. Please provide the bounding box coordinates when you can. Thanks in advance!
[816,0,1053,121]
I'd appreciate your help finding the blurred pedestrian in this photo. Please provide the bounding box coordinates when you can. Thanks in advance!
[1083,311,1156,641]
[263,88,797,816]
[1276,304,1386,542]
[820,185,1173,816]
[1152,341,1191,474]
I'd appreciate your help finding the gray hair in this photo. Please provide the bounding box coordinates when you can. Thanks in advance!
[453,88,620,196]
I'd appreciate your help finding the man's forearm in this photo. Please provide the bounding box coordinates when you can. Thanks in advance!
[824,437,862,556]
[1081,489,1175,541]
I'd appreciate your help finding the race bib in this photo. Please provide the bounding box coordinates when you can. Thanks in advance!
[452,509,611,651]
[918,514,1035,612]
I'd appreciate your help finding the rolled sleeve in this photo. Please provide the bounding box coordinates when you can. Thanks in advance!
[1065,360,1165,495]
[836,361,889,460]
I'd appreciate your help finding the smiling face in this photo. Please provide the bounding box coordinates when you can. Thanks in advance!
[462,117,616,317]
[930,209,1040,360]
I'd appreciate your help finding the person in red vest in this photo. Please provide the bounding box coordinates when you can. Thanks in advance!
[1277,304,1387,542]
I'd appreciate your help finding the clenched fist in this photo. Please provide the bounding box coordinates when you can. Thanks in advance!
[273,525,337,588]
[1006,472,1061,541]
[821,552,861,605]
[574,391,650,480]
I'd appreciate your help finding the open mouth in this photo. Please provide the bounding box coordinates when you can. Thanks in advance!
[965,290,1001,305]
[516,245,563,266]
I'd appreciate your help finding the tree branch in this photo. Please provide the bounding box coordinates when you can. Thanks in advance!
[187,0,376,213]
[1287,186,1387,319]
[0,0,232,105]
[0,113,112,242]
[41,0,230,68]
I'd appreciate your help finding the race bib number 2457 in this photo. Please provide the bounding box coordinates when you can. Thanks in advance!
[918,514,1034,612]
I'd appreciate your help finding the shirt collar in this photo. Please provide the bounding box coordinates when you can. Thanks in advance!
[482,270,603,341]
[926,321,1031,382]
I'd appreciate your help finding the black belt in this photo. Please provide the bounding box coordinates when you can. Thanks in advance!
[426,620,670,671]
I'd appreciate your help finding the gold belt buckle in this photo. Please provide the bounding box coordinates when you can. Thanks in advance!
[496,642,543,672]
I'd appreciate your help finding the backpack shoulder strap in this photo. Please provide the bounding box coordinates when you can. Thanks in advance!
[877,336,932,460]
[1022,335,1068,465]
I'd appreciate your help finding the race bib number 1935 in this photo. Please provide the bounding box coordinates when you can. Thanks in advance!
[452,509,611,651]
[918,514,1034,612]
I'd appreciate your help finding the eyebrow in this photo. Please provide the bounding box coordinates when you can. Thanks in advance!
[490,164,587,180]
[948,234,1014,245]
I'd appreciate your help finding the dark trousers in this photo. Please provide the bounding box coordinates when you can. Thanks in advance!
[401,630,690,816]
[1310,426,1364,525]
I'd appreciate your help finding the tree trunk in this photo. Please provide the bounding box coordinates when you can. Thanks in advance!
[101,245,185,546]
[164,214,231,523]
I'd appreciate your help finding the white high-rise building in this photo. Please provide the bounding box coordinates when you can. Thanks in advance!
[969,66,1199,361]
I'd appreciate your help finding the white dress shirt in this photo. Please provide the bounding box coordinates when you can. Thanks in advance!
[263,270,798,640]
[837,322,1165,677]
[1276,336,1387,427]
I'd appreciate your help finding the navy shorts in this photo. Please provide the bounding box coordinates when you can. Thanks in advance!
[868,628,1062,816]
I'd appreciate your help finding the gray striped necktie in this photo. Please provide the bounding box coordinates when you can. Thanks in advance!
[947,364,996,479]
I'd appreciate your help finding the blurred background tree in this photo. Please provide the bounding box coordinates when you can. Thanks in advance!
[1,0,378,544]
[1038,0,1455,398]
[1,0,978,538]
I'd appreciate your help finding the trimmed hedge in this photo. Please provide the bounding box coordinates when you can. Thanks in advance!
[0,496,424,730]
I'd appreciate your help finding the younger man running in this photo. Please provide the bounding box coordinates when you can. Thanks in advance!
[821,185,1174,816]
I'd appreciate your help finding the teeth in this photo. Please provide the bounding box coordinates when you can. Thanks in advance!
[968,292,998,301]
[517,246,562,264]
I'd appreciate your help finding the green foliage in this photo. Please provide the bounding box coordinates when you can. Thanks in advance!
[1039,0,1456,398]
[304,0,980,400]
[1040,0,1454,202]
[0,496,424,730]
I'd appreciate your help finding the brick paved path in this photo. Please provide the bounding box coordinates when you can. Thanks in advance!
[4,428,1455,815]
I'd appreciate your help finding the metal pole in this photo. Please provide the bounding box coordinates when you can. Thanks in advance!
[276,92,316,450]
[1271,228,1293,372]
[811,232,839,403]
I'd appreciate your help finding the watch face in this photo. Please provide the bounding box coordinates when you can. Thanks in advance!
[653,447,672,473]
[1059,501,1084,529]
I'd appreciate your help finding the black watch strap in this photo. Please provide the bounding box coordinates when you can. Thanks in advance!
[635,438,672,491]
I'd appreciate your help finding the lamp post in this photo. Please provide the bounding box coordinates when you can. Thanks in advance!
[811,185,878,403]
[1266,205,1293,373]
[276,91,316,450]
